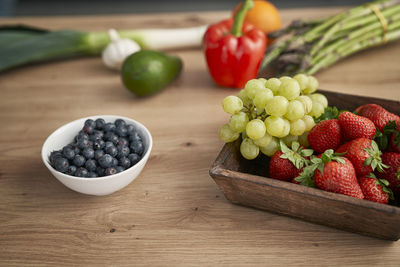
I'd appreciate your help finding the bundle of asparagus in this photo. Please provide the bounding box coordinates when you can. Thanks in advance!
[260,0,400,76]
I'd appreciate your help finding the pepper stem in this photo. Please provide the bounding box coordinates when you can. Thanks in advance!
[231,0,254,37]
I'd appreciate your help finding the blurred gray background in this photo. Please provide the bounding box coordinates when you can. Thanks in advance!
[1,0,370,17]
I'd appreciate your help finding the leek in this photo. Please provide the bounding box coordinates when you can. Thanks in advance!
[0,25,207,72]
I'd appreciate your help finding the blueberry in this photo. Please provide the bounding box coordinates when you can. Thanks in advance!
[49,150,62,165]
[115,119,126,128]
[82,125,94,135]
[98,154,113,168]
[95,118,106,130]
[129,132,142,142]
[104,167,117,176]
[90,130,104,141]
[75,167,89,177]
[93,139,105,150]
[94,149,105,160]
[85,159,97,172]
[88,172,98,178]
[130,140,144,156]
[82,147,95,159]
[84,119,96,128]
[96,166,105,176]
[117,137,129,146]
[76,132,89,142]
[73,155,86,167]
[62,147,75,160]
[116,166,125,173]
[105,145,118,157]
[128,153,141,165]
[126,124,135,135]
[119,157,131,169]
[116,145,130,158]
[65,165,77,175]
[112,157,118,167]
[77,138,91,149]
[104,123,116,132]
[54,157,69,173]
[104,141,114,149]
[115,126,128,137]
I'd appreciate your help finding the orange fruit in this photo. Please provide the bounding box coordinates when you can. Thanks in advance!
[233,0,282,34]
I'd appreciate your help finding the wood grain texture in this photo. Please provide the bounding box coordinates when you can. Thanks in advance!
[1,8,400,266]
[210,91,400,241]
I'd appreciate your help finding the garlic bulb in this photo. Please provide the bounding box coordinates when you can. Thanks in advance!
[102,29,141,70]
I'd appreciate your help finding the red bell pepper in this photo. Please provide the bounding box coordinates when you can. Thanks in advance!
[202,0,267,89]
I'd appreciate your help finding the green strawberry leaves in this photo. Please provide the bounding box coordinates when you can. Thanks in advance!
[279,140,313,170]
[363,140,389,172]
[376,178,394,200]
[373,120,398,151]
[315,106,341,123]
[295,164,317,188]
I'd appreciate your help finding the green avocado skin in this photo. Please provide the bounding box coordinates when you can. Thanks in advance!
[121,50,183,97]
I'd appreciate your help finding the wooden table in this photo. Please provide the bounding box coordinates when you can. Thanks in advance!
[1,7,400,266]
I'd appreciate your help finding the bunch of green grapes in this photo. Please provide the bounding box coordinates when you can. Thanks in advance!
[218,74,328,160]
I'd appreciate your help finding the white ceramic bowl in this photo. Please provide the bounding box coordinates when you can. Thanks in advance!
[41,115,152,196]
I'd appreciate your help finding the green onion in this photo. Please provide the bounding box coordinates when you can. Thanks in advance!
[0,25,207,72]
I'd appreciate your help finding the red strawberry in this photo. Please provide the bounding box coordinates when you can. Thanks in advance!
[308,119,342,153]
[336,138,387,176]
[269,141,312,181]
[358,174,392,204]
[338,111,376,140]
[375,152,400,193]
[388,122,400,153]
[313,151,364,199]
[355,104,400,132]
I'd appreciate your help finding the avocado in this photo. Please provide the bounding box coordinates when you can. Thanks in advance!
[121,50,183,97]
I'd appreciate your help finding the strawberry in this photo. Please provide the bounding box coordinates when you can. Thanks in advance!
[268,141,313,181]
[389,132,400,153]
[375,152,400,193]
[358,174,393,204]
[336,138,387,176]
[308,119,342,153]
[355,104,400,132]
[312,150,364,199]
[338,111,376,140]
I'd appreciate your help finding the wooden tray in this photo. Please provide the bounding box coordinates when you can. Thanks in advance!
[209,90,400,240]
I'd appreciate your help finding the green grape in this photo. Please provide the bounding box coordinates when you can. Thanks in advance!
[309,101,325,118]
[302,115,315,131]
[303,75,319,94]
[244,79,265,99]
[280,119,290,138]
[265,78,281,94]
[278,79,301,100]
[219,124,239,143]
[284,100,305,121]
[253,133,272,147]
[279,76,292,82]
[296,95,312,114]
[258,78,267,86]
[237,89,251,106]
[293,74,309,91]
[229,112,249,133]
[240,138,260,160]
[265,116,286,137]
[265,96,289,116]
[222,95,243,114]
[298,131,310,147]
[282,134,298,147]
[254,88,273,109]
[246,119,266,140]
[309,93,328,108]
[260,137,279,157]
[290,119,306,136]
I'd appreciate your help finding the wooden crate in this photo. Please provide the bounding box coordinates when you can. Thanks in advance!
[210,90,400,240]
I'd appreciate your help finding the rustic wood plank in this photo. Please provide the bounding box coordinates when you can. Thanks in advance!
[1,8,400,266]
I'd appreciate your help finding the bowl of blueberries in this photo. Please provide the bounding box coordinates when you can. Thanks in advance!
[41,115,152,196]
